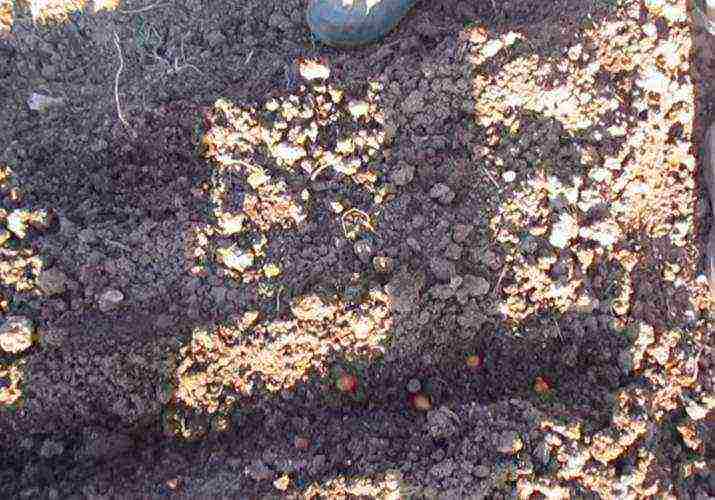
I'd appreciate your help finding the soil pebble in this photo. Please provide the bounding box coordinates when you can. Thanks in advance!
[0,316,34,354]
[406,378,421,393]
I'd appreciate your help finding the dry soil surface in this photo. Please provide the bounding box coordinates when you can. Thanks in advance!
[0,0,713,498]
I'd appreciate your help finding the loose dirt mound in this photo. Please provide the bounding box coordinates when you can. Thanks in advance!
[0,0,713,498]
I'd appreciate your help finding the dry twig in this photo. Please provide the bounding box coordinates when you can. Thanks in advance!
[276,285,284,314]
[104,239,132,252]
[118,2,170,15]
[149,33,202,76]
[554,320,564,342]
[310,163,329,181]
[112,31,129,128]
[481,166,500,190]
[493,265,508,298]
[244,50,254,66]
[341,208,375,238]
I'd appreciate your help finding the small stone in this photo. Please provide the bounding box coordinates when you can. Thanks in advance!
[462,275,490,296]
[549,212,579,249]
[7,210,29,238]
[41,64,58,79]
[37,268,68,296]
[445,243,462,261]
[242,311,260,327]
[407,378,421,394]
[562,450,589,477]
[350,315,373,339]
[333,157,360,176]
[0,316,34,354]
[310,454,326,474]
[427,406,460,439]
[291,294,336,322]
[579,221,620,247]
[482,249,502,270]
[342,284,363,303]
[635,322,655,346]
[648,344,669,365]
[40,326,68,349]
[683,397,709,421]
[219,248,254,272]
[401,91,424,115]
[27,209,54,232]
[385,267,426,313]
[636,69,670,94]
[406,237,421,252]
[27,92,65,112]
[561,345,578,367]
[80,427,131,459]
[452,224,473,244]
[429,182,449,201]
[519,235,538,254]
[372,256,395,273]
[298,58,330,80]
[328,87,343,103]
[206,31,227,48]
[273,474,290,491]
[481,38,503,58]
[273,142,306,165]
[247,170,270,189]
[268,11,291,30]
[589,167,611,183]
[474,465,490,478]
[211,286,228,304]
[432,284,456,301]
[450,275,463,289]
[611,298,630,316]
[568,43,583,61]
[495,431,523,455]
[348,100,370,118]
[39,439,64,458]
[98,289,124,313]
[533,440,552,466]
[90,139,108,153]
[429,257,455,282]
[263,263,281,278]
[354,239,375,264]
[390,162,415,186]
[246,461,273,481]
[574,294,596,314]
[429,183,455,204]
[77,228,97,244]
[431,448,446,463]
[430,458,455,479]
[502,170,517,182]
[265,99,280,112]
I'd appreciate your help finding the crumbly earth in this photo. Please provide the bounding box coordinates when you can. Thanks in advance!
[0,0,713,498]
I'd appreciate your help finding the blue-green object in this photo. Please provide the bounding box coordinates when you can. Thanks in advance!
[307,0,417,47]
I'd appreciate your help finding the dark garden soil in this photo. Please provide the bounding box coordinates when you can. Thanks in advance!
[0,0,713,498]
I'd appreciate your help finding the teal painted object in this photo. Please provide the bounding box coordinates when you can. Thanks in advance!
[307,0,417,47]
